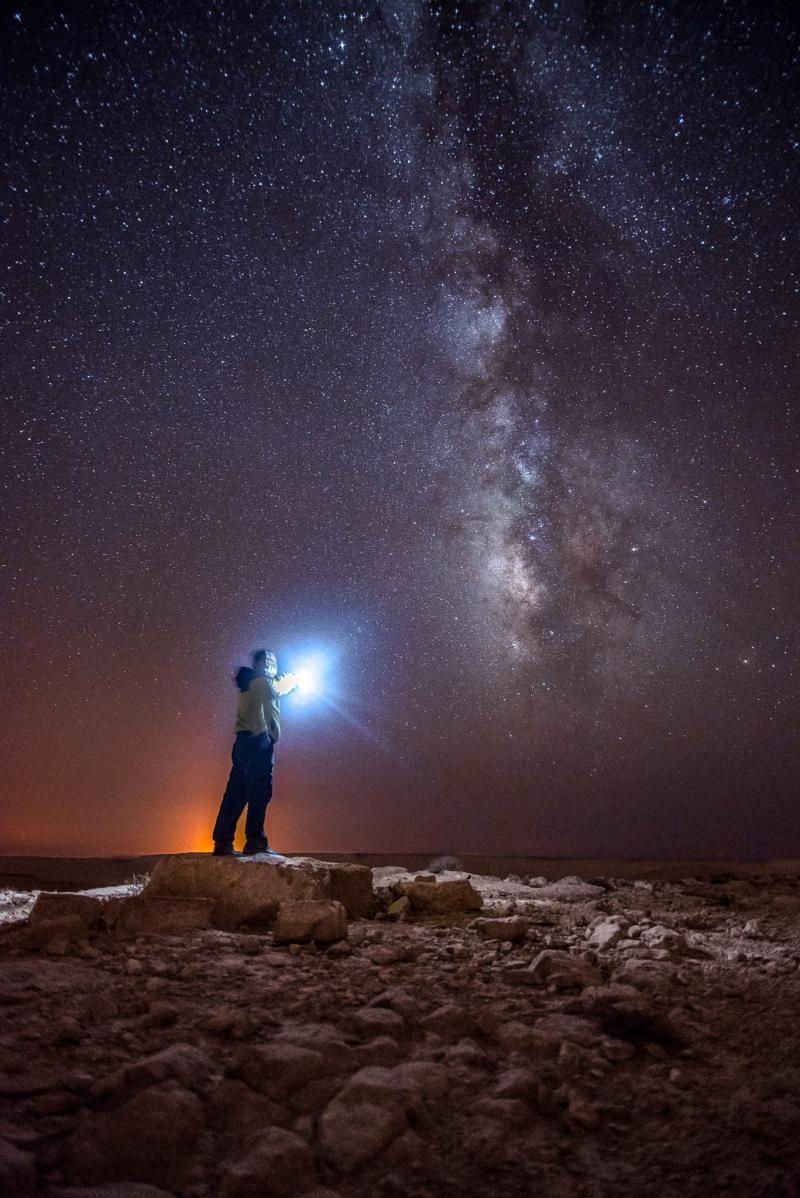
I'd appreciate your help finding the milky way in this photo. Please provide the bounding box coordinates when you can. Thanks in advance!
[1,2,797,858]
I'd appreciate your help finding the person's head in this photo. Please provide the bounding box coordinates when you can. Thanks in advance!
[234,665,256,693]
[252,648,278,678]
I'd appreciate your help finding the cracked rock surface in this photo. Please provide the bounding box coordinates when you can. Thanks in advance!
[1,862,800,1197]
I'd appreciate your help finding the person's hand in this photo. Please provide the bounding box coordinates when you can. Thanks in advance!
[273,672,298,696]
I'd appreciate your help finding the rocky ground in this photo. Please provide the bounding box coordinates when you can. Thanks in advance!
[1,859,800,1198]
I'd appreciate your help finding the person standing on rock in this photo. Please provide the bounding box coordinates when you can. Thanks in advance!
[212,648,283,857]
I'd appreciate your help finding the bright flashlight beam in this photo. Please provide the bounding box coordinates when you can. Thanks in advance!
[295,668,317,694]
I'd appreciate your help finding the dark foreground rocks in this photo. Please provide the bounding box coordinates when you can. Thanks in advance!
[1,865,800,1196]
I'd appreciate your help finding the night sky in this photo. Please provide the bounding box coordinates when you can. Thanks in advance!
[1,1,798,860]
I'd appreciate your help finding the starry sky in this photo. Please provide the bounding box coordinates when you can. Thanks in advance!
[1,0,798,860]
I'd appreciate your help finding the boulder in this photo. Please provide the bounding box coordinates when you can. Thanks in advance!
[94,1044,215,1101]
[587,918,629,951]
[419,1002,475,1039]
[274,1023,356,1071]
[142,855,374,928]
[218,1127,315,1197]
[274,900,347,944]
[319,1065,431,1173]
[532,878,606,902]
[528,950,601,990]
[28,893,105,929]
[474,916,530,942]
[399,879,482,915]
[386,895,412,920]
[112,896,213,936]
[65,1085,204,1192]
[22,914,90,951]
[230,1042,328,1095]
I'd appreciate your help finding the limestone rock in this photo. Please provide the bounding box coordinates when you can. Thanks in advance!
[399,878,482,915]
[65,1084,204,1192]
[350,1005,405,1036]
[386,895,412,919]
[320,1065,430,1173]
[231,1042,328,1094]
[274,1023,356,1071]
[587,918,629,951]
[527,950,601,990]
[28,892,105,929]
[142,854,374,927]
[112,896,213,936]
[474,916,531,942]
[419,1002,474,1039]
[207,1078,287,1142]
[218,1127,315,1197]
[94,1043,215,1100]
[532,878,606,902]
[274,899,347,944]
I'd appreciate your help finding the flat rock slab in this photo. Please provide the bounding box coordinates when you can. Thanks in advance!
[142,855,374,929]
[112,896,213,936]
[399,878,482,915]
[28,893,105,928]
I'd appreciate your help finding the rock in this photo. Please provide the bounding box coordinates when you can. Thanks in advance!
[326,940,352,957]
[0,1137,37,1198]
[367,942,418,964]
[274,900,348,944]
[387,1061,450,1099]
[351,1006,405,1037]
[112,896,213,936]
[532,878,606,902]
[366,988,419,1018]
[22,914,90,951]
[567,1090,601,1129]
[386,896,412,920]
[474,916,531,942]
[493,1068,539,1100]
[532,1013,600,1046]
[579,983,644,1012]
[528,950,601,990]
[142,1001,179,1028]
[51,1186,179,1198]
[66,1085,204,1192]
[612,959,676,993]
[95,1043,215,1099]
[208,1078,287,1141]
[399,879,482,915]
[587,919,629,951]
[142,855,374,927]
[321,1094,406,1174]
[471,1096,530,1128]
[28,892,105,929]
[319,1066,429,1173]
[274,1023,356,1071]
[218,1127,315,1197]
[419,1002,475,1039]
[352,1036,404,1067]
[231,1042,328,1093]
[204,1009,260,1039]
[495,1014,598,1057]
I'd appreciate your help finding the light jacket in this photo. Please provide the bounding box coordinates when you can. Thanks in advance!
[234,674,280,741]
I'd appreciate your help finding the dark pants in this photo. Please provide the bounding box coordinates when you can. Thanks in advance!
[212,731,274,851]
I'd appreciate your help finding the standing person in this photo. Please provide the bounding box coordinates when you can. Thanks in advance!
[212,648,282,857]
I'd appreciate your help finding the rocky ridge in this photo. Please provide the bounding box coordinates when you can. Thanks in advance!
[1,857,799,1197]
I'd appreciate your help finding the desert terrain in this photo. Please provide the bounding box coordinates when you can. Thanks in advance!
[1,853,799,1198]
